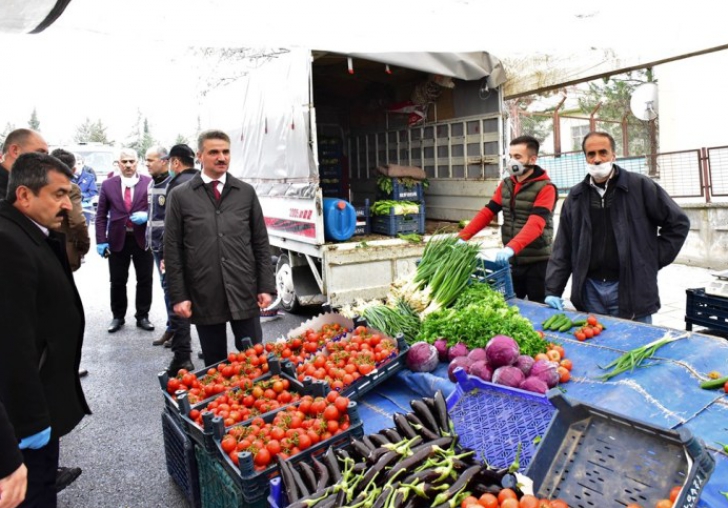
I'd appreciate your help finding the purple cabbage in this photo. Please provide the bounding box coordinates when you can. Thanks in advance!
[447,356,473,382]
[467,348,487,363]
[514,355,536,377]
[447,342,469,362]
[469,360,493,382]
[520,376,549,394]
[491,366,525,388]
[405,342,439,372]
[434,338,449,362]
[485,335,520,368]
[530,360,560,388]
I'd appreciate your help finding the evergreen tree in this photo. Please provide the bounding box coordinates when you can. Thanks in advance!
[175,134,188,146]
[128,113,156,157]
[74,118,111,144]
[28,108,40,130]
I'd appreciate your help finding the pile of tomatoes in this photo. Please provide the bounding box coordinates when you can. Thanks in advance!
[573,315,605,342]
[219,391,353,471]
[462,489,568,508]
[294,326,399,391]
[166,345,271,404]
[265,323,348,365]
[188,375,300,429]
[534,343,573,384]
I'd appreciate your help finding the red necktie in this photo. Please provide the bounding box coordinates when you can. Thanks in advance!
[124,186,133,228]
[212,180,221,201]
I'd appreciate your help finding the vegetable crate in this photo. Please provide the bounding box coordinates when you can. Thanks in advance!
[685,287,728,332]
[159,347,293,414]
[353,199,370,236]
[525,391,716,508]
[195,446,267,508]
[446,368,555,472]
[176,372,327,448]
[162,408,201,508]
[371,203,425,236]
[472,258,516,300]
[340,333,410,400]
[201,402,364,508]
[378,178,425,202]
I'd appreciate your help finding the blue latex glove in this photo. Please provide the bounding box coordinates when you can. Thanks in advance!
[456,238,467,244]
[495,246,514,264]
[18,427,51,450]
[130,211,148,225]
[96,243,109,257]
[545,295,564,311]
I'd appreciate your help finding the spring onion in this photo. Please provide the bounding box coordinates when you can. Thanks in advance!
[598,333,687,381]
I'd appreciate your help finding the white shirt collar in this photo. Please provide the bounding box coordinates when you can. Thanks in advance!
[200,171,226,187]
[30,218,49,236]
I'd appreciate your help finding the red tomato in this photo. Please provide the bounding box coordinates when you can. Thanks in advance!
[498,489,518,504]
[323,405,340,421]
[334,396,350,413]
[500,499,518,508]
[478,493,498,508]
[221,436,237,454]
[461,496,479,508]
[583,327,594,339]
[254,448,271,467]
[670,486,681,502]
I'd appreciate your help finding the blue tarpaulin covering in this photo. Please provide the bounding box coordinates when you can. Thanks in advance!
[356,300,728,507]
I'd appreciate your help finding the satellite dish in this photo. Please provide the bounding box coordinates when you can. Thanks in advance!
[630,82,659,121]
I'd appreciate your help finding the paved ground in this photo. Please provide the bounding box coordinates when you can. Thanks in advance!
[56,242,722,507]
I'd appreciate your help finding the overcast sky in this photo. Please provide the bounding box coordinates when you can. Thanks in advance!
[0,33,204,147]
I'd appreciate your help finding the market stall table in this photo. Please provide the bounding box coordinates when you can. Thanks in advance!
[356,299,728,507]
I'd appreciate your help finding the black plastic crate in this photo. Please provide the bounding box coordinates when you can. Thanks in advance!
[378,178,425,201]
[526,391,716,508]
[371,204,425,236]
[353,199,370,236]
[205,401,364,506]
[162,408,201,508]
[159,343,287,414]
[177,373,327,448]
[685,287,728,332]
[340,333,410,400]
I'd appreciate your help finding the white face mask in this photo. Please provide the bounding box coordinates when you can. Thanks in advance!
[587,161,613,181]
[121,174,140,188]
[505,159,530,177]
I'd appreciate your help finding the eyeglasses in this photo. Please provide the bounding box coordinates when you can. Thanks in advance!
[120,160,137,165]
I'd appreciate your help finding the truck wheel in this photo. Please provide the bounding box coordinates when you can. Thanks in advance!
[276,253,300,313]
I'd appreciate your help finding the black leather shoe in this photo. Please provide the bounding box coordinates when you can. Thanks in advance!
[153,330,174,346]
[108,318,125,333]
[197,351,204,359]
[167,357,194,376]
[56,466,82,493]
[78,368,88,378]
[136,317,155,331]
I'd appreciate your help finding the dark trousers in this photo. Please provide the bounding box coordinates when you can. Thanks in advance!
[19,438,59,508]
[109,233,153,320]
[510,260,547,303]
[196,317,263,366]
[153,251,192,356]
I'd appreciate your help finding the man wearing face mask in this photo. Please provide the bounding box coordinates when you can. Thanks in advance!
[544,131,689,322]
[459,135,557,303]
[95,148,155,333]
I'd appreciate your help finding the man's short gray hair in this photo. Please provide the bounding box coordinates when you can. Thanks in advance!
[118,148,138,161]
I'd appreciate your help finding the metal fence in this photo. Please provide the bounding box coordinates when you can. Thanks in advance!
[541,145,728,203]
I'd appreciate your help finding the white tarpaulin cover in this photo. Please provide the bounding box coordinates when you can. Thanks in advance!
[2,0,728,98]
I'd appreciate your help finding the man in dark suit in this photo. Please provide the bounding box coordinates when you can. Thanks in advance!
[0,129,48,198]
[0,152,91,507]
[95,148,155,333]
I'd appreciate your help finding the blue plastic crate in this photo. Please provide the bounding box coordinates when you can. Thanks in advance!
[446,368,556,472]
[472,258,516,300]
[371,204,425,236]
[379,178,425,201]
[526,391,716,508]
[162,408,201,508]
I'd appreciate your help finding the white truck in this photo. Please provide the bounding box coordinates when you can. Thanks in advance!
[203,49,507,311]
